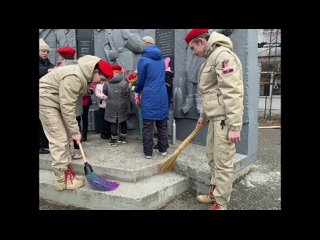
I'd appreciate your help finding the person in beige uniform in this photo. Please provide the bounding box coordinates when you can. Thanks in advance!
[54,47,83,159]
[39,55,113,191]
[185,29,244,210]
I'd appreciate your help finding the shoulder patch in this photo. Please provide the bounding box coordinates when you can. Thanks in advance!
[221,60,234,74]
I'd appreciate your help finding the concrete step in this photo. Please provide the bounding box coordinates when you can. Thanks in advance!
[40,133,251,186]
[170,142,252,194]
[40,169,189,210]
[40,134,175,183]
[40,154,159,183]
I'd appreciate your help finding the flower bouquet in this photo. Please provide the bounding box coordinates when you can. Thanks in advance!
[127,71,138,90]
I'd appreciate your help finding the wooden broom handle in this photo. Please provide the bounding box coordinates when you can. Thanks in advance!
[78,141,87,163]
[185,125,202,142]
[175,125,202,152]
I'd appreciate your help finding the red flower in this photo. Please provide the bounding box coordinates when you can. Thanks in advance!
[128,72,137,86]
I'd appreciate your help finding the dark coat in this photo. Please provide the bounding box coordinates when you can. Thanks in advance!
[39,57,54,78]
[103,73,130,123]
[165,70,174,107]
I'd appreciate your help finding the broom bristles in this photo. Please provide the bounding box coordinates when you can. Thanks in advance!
[78,142,120,191]
[159,152,179,173]
[86,172,120,191]
[159,125,202,173]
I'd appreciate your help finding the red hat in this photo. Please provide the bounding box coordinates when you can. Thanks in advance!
[185,29,209,44]
[98,60,114,78]
[57,47,77,57]
[112,64,122,71]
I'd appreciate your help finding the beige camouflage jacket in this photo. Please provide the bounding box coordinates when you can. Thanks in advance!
[39,55,100,136]
[199,32,244,131]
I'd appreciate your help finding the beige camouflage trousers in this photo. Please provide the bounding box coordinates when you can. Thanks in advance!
[39,106,72,179]
[206,119,235,208]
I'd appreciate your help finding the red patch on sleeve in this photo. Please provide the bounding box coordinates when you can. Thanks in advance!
[221,60,234,74]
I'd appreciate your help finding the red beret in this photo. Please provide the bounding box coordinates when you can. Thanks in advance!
[57,47,77,57]
[98,60,114,79]
[185,29,209,44]
[112,64,122,71]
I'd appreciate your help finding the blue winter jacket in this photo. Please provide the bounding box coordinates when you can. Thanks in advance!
[134,46,168,120]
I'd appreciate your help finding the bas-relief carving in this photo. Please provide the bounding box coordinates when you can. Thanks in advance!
[181,47,205,116]
[102,29,142,71]
[39,29,76,65]
[39,29,234,128]
[174,29,233,120]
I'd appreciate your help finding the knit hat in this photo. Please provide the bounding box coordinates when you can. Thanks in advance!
[98,60,114,79]
[39,38,50,51]
[57,47,76,58]
[141,36,155,50]
[185,29,209,44]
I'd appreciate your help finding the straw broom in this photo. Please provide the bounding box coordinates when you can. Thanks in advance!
[159,125,202,173]
[78,142,119,191]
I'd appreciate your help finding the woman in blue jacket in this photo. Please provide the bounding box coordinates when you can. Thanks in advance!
[134,36,169,159]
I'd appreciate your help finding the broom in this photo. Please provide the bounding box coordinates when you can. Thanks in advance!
[78,142,119,191]
[159,125,202,173]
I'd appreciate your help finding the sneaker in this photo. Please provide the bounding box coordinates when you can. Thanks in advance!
[145,155,152,159]
[157,150,167,156]
[196,185,216,204]
[71,149,82,160]
[118,134,127,144]
[108,138,118,146]
[208,203,227,210]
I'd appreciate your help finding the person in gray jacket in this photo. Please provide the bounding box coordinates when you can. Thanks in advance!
[103,64,130,147]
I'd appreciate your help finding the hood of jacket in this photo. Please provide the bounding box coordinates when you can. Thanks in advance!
[141,45,163,60]
[108,72,124,83]
[77,55,101,82]
[206,32,233,57]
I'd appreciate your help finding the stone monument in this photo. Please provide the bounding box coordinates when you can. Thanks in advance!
[39,29,76,65]
[39,29,259,167]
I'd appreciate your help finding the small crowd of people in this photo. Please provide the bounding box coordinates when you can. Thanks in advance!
[39,29,244,210]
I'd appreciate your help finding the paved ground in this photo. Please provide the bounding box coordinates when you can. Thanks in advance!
[40,117,281,210]
[160,125,281,210]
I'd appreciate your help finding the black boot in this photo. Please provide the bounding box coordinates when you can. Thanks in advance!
[82,133,87,142]
[39,148,50,154]
[101,133,108,139]
[108,136,118,146]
